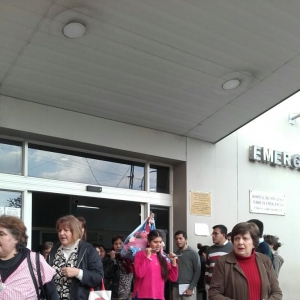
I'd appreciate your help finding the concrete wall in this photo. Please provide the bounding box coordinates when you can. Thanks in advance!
[0,95,186,162]
[184,94,300,299]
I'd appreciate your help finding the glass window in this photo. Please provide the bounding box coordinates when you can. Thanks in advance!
[28,144,145,190]
[0,190,22,217]
[150,165,170,194]
[0,138,22,175]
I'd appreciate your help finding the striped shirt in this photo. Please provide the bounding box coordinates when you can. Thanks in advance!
[205,241,233,286]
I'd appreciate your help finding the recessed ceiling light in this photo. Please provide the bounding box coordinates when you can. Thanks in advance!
[63,22,85,39]
[222,79,241,90]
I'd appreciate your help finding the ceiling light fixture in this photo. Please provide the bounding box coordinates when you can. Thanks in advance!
[63,22,85,39]
[222,79,241,90]
[77,205,100,210]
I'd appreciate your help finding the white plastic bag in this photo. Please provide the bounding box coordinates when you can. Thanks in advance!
[88,279,111,300]
[88,290,111,300]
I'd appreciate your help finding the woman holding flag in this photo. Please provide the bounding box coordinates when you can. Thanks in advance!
[132,230,178,300]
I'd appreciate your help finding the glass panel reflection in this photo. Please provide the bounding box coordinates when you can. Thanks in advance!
[0,139,22,175]
[28,145,145,190]
[0,190,22,217]
[150,165,170,194]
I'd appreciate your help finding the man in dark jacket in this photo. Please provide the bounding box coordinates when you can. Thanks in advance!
[247,219,274,262]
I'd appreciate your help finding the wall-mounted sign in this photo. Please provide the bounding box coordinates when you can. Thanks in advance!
[249,190,286,216]
[2,207,21,218]
[249,145,300,169]
[190,191,211,216]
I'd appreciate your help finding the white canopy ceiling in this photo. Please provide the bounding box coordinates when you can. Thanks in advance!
[1,0,300,143]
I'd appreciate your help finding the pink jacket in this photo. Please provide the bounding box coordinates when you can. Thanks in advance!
[0,252,56,299]
[133,251,178,299]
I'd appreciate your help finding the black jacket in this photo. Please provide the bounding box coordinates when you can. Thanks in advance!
[102,255,119,297]
[48,241,104,300]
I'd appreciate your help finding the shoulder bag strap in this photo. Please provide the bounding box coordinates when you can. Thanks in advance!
[27,251,40,299]
[36,252,48,300]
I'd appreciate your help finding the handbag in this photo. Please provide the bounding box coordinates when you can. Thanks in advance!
[27,251,47,300]
[88,279,112,300]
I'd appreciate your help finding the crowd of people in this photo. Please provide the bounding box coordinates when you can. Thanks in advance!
[0,214,284,300]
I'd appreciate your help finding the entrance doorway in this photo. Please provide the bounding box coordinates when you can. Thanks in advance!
[32,192,142,251]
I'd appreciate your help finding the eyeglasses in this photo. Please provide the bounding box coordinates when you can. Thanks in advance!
[211,232,221,236]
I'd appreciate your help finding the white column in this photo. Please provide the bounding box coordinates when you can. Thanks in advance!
[23,190,32,249]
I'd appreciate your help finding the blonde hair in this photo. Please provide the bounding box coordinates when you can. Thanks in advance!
[56,215,82,243]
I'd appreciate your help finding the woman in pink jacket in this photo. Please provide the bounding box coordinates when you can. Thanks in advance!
[133,230,178,300]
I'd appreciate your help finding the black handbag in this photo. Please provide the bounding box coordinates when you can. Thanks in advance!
[27,252,47,300]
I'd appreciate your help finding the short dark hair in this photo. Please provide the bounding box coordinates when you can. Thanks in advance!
[232,222,260,248]
[111,235,124,244]
[213,225,228,238]
[199,245,209,257]
[264,234,282,251]
[227,232,232,237]
[174,230,187,239]
[247,219,263,237]
[41,241,53,251]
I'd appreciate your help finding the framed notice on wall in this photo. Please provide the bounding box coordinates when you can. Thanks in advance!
[190,191,211,216]
[249,190,286,216]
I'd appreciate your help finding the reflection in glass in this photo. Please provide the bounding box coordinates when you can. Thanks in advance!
[150,165,170,194]
[28,145,145,190]
[0,139,22,175]
[0,190,22,217]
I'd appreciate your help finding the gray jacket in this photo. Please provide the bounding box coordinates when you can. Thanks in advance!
[173,246,201,290]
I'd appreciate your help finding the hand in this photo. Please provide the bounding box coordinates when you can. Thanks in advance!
[61,267,79,278]
[145,247,152,258]
[109,250,116,260]
[168,252,178,266]
[184,289,193,296]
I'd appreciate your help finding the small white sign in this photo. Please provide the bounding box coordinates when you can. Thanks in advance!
[5,207,21,218]
[195,223,209,236]
[249,190,286,216]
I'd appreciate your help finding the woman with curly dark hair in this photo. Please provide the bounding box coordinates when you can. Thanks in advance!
[0,215,58,299]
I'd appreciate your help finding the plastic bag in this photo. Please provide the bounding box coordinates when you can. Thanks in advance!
[89,279,111,300]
